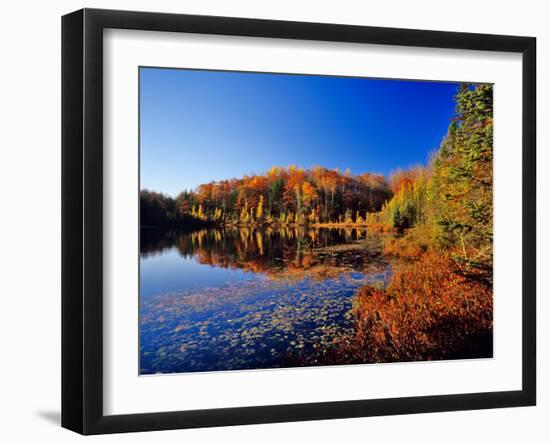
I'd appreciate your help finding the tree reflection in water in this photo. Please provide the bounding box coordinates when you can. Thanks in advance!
[141,226,388,280]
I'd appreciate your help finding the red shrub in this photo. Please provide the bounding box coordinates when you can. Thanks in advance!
[324,250,493,364]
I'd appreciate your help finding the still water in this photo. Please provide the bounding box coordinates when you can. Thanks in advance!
[140,227,391,374]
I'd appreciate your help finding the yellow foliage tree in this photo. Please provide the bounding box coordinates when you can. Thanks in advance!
[240,202,249,223]
[256,195,264,221]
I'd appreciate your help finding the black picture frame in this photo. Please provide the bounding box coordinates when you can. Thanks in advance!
[62,8,536,435]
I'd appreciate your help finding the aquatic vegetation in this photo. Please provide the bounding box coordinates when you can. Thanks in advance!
[140,270,390,374]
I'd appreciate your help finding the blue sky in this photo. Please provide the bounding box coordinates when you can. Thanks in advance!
[140,67,459,196]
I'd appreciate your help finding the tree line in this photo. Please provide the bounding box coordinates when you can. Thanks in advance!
[141,166,392,227]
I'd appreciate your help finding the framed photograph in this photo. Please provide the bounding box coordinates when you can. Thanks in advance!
[62,8,536,435]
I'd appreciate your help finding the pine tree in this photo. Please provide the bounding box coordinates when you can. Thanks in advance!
[431,83,493,274]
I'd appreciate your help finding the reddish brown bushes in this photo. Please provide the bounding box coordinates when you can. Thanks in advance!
[324,250,493,364]
[382,225,431,259]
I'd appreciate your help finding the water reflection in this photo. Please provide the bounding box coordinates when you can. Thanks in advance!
[141,226,387,279]
[139,227,391,374]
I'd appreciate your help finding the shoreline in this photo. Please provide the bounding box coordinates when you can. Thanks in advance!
[141,222,392,231]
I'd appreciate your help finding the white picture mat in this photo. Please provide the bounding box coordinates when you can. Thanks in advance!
[103,28,523,416]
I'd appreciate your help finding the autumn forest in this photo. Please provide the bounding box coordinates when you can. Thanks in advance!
[140,166,392,228]
[140,71,493,374]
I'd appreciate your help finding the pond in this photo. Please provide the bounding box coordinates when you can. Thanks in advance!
[140,226,391,374]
